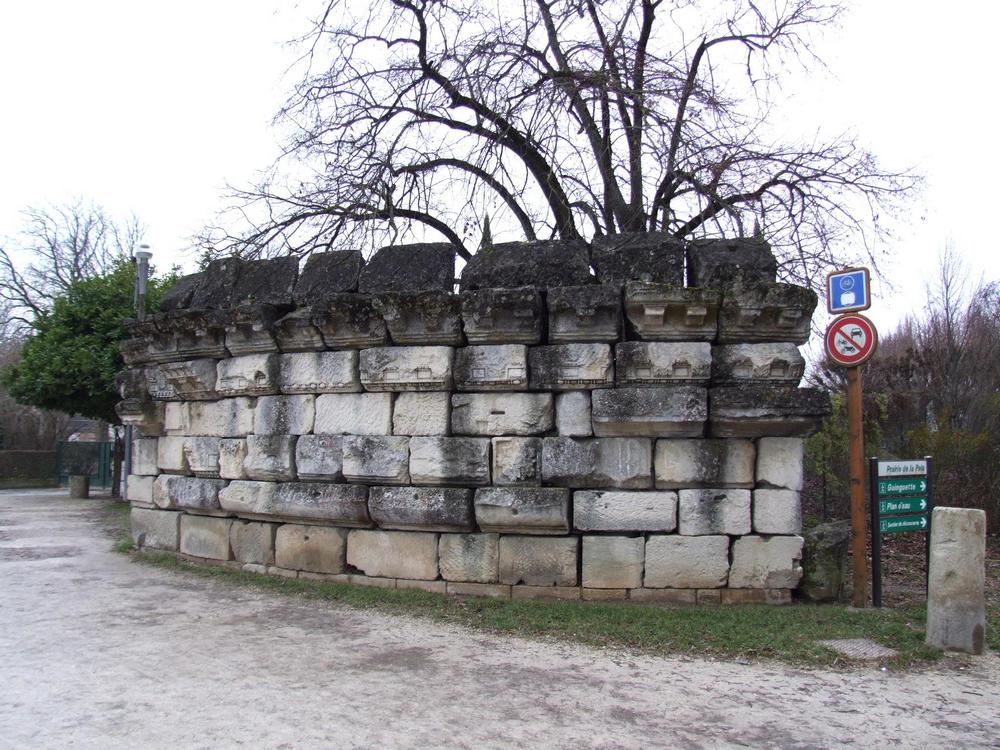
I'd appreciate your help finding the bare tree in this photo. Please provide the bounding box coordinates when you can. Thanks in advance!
[208,0,915,282]
[0,199,142,334]
[0,339,72,450]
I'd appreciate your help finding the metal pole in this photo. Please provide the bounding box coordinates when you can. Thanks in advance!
[925,455,934,593]
[847,365,869,607]
[869,457,882,608]
[124,245,153,501]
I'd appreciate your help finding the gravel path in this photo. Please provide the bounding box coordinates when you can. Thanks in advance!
[1,490,997,749]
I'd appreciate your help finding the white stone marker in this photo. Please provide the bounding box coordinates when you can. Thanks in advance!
[926,507,986,655]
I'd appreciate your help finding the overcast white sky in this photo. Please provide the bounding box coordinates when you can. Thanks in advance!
[0,1,996,332]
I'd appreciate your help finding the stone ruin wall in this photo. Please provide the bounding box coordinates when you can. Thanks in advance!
[117,235,830,604]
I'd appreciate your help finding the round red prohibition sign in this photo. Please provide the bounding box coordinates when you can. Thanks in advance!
[825,313,878,367]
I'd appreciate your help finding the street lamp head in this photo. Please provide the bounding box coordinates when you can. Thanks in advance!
[134,244,153,262]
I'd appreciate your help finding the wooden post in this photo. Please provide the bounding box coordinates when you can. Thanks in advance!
[846,365,868,607]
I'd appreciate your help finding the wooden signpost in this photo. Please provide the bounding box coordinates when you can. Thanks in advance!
[824,269,878,608]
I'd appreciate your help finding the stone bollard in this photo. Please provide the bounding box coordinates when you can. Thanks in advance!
[68,475,90,499]
[926,507,986,654]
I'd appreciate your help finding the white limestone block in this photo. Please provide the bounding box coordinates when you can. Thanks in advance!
[392,392,451,435]
[728,535,804,588]
[615,341,712,385]
[132,437,159,475]
[498,535,578,586]
[753,489,802,534]
[187,398,254,438]
[528,343,614,390]
[279,351,361,394]
[230,520,276,565]
[218,439,248,480]
[275,524,349,574]
[243,434,297,481]
[409,436,491,486]
[126,475,155,506]
[159,358,219,400]
[342,435,410,484]
[644,535,730,588]
[555,391,592,436]
[180,515,233,560]
[451,393,554,436]
[216,353,280,397]
[183,436,222,478]
[156,436,189,474]
[926,507,987,654]
[294,434,343,481]
[491,437,542,486]
[314,392,393,435]
[573,490,677,532]
[359,346,454,391]
[541,437,652,489]
[163,401,190,436]
[582,536,644,589]
[677,489,751,535]
[654,439,755,489]
[438,533,499,583]
[755,437,804,490]
[130,507,180,550]
[347,530,439,579]
[254,395,316,435]
[453,345,528,391]
[152,474,226,512]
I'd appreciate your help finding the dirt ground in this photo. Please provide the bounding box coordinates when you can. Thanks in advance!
[1,489,998,749]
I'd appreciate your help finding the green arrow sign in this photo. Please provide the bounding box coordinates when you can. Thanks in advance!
[879,514,928,534]
[879,497,928,515]
[878,478,927,496]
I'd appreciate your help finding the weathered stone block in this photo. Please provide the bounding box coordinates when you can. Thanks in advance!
[474,487,570,534]
[253,395,315,436]
[712,343,805,385]
[409,436,490,486]
[799,520,850,602]
[215,354,279,397]
[624,283,720,341]
[446,581,511,599]
[392,392,451,435]
[573,490,677,532]
[159,358,219,401]
[230,520,276,565]
[555,392,592,436]
[459,240,592,291]
[232,256,299,307]
[223,305,282,356]
[279,351,360,394]
[582,536,644,589]
[130,507,181,550]
[541,437,652,489]
[293,250,363,303]
[615,342,712,385]
[591,232,685,285]
[686,238,777,288]
[126,474,155,506]
[459,287,543,344]
[591,386,707,437]
[273,308,327,352]
[547,286,622,343]
[373,290,463,345]
[133,437,159,475]
[275,524,349,574]
[218,480,277,515]
[180,514,233,560]
[498,535,578,586]
[314,295,389,349]
[359,346,453,391]
[314,392,393,435]
[243,434,297,481]
[926,508,987,654]
[294,435,343,481]
[159,272,203,312]
[359,243,456,294]
[654,439,755,489]
[438,533,499,583]
[163,402,189,435]
[342,435,410,484]
[728,535,804,589]
[117,397,166,436]
[528,343,613,390]
[144,366,176,400]
[220,480,371,526]
[717,282,817,344]
[753,489,802,534]
[189,257,244,310]
[491,437,542,486]
[218,439,248,480]
[644,535,730,588]
[454,345,528,391]
[677,489,751,535]
[171,309,230,360]
[755,437,804,490]
[153,475,227,512]
[347,530,439,579]
[187,398,255,438]
[183,437,222,478]
[709,386,831,438]
[156,436,189,474]
[368,486,475,531]
[451,393,554,436]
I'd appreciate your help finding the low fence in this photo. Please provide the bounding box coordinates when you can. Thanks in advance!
[55,441,113,489]
[0,450,59,488]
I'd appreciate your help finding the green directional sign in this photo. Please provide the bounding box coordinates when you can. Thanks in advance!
[879,497,928,515]
[879,514,929,534]
[878,478,927,497]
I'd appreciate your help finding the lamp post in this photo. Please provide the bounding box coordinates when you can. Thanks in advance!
[124,245,153,500]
